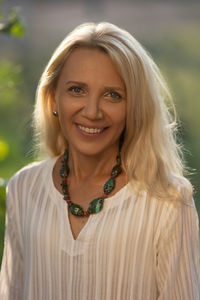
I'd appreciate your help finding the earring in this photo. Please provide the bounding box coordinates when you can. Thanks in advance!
[53,111,58,117]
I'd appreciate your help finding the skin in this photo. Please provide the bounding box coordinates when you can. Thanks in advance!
[52,48,127,239]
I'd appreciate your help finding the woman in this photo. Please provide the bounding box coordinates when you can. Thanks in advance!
[0,22,199,299]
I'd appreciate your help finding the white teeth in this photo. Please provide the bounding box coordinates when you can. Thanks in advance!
[78,125,103,134]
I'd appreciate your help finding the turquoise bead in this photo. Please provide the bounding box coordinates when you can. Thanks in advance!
[87,197,104,214]
[111,165,122,178]
[104,178,115,195]
[63,149,69,161]
[60,164,70,178]
[69,203,84,217]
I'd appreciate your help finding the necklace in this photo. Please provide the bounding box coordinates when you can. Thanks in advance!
[60,149,122,217]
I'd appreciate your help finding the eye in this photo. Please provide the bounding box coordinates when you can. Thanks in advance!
[109,91,122,99]
[68,86,84,94]
[105,90,122,101]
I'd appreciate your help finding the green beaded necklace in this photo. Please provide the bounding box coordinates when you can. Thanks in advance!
[60,149,122,217]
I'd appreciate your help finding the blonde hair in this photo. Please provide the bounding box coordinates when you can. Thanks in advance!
[33,22,192,202]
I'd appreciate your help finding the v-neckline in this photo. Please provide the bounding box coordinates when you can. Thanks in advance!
[65,205,93,241]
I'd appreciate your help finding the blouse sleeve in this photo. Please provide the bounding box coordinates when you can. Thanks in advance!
[0,179,24,300]
[156,196,200,299]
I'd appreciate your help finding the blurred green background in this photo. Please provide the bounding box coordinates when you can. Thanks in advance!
[0,0,200,264]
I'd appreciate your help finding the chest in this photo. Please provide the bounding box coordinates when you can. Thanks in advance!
[22,194,157,300]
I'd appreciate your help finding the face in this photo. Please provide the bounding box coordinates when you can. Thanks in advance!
[53,48,126,157]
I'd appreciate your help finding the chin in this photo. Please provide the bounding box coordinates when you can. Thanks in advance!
[69,141,119,158]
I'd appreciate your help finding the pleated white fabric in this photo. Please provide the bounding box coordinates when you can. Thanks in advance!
[0,157,199,300]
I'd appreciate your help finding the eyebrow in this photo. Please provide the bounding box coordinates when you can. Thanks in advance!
[65,80,126,92]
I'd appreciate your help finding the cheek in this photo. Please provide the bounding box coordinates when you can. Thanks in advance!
[58,98,78,117]
[57,100,71,127]
[113,105,127,126]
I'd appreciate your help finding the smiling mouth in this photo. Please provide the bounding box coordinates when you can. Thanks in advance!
[78,124,106,134]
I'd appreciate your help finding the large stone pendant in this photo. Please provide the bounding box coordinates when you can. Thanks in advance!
[104,178,115,195]
[69,203,84,217]
[87,197,104,215]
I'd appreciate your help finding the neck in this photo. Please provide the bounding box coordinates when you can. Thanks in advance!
[68,146,120,181]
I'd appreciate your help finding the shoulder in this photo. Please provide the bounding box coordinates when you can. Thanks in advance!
[7,157,58,196]
[156,174,196,222]
[130,173,194,207]
[170,173,194,207]
[150,178,198,247]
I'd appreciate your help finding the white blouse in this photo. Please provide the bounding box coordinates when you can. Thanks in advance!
[0,157,199,300]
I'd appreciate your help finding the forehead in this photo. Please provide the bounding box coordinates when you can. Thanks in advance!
[58,47,125,87]
[65,47,110,66]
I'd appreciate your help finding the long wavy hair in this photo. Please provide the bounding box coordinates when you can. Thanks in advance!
[33,22,192,201]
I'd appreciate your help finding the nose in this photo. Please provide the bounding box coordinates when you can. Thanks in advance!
[81,96,103,120]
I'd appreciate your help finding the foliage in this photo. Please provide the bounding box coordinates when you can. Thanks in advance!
[0,6,24,37]
[0,140,9,161]
[0,59,33,179]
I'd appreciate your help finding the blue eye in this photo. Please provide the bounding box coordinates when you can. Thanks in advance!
[68,86,83,94]
[109,91,121,99]
[104,90,123,102]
